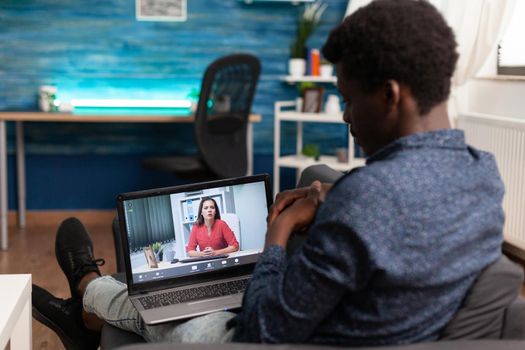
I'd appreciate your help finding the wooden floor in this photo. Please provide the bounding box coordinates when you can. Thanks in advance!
[0,211,524,349]
[0,211,117,350]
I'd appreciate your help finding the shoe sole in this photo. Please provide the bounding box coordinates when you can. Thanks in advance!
[32,305,77,350]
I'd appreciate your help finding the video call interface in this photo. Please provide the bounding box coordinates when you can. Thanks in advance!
[123,180,268,284]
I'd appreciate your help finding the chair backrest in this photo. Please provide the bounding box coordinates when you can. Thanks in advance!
[194,53,261,178]
[112,216,126,273]
[221,213,241,249]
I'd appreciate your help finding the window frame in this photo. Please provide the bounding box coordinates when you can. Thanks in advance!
[497,44,525,76]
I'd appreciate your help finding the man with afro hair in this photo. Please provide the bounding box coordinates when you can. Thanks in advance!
[32,0,504,348]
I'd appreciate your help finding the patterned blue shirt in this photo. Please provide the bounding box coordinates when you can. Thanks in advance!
[231,129,504,346]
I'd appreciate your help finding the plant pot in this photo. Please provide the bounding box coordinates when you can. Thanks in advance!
[289,58,306,77]
[320,64,334,78]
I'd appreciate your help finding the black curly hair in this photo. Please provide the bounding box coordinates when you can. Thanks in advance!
[322,0,458,115]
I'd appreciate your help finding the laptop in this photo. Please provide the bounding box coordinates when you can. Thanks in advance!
[116,174,272,325]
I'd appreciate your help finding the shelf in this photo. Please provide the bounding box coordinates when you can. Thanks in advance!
[278,111,344,123]
[277,155,365,172]
[273,99,357,195]
[241,0,314,4]
[282,75,337,84]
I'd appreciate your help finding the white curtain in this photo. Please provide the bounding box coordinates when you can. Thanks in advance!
[431,0,516,88]
[345,0,372,16]
[344,0,516,118]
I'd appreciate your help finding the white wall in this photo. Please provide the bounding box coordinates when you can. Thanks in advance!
[463,46,525,120]
[465,78,525,120]
[233,182,268,250]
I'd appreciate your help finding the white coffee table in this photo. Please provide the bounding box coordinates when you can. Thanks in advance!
[0,274,32,350]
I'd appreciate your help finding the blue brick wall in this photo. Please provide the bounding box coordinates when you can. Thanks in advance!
[0,0,350,209]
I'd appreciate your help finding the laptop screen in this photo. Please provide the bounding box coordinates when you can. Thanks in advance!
[120,176,270,285]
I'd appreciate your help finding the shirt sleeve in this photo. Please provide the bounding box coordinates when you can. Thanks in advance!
[185,225,199,252]
[220,220,239,249]
[232,211,373,343]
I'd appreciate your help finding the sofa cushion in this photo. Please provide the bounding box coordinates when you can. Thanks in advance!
[440,255,524,340]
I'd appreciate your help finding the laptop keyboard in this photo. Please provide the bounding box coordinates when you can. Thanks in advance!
[138,278,250,310]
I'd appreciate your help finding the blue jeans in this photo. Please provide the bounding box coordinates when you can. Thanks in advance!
[83,276,236,343]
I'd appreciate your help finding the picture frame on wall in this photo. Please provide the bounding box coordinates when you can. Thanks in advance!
[302,87,324,113]
[136,0,187,22]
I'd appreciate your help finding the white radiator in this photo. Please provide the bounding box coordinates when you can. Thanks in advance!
[458,113,525,252]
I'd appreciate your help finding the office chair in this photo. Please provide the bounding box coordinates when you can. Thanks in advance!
[221,212,241,249]
[143,54,261,180]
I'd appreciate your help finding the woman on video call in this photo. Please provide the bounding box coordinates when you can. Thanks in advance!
[186,197,239,257]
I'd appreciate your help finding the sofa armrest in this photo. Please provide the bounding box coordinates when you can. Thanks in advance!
[116,340,525,350]
[101,324,145,349]
[502,296,525,339]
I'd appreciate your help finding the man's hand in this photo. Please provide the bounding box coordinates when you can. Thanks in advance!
[265,181,322,248]
[267,182,332,227]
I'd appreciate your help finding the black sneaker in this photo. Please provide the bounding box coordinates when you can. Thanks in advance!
[32,284,100,350]
[55,217,105,299]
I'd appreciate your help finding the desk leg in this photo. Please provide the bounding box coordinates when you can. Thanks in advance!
[16,122,26,228]
[247,122,253,176]
[0,120,8,250]
[273,106,280,197]
[11,295,32,350]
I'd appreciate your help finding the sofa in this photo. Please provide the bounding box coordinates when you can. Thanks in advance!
[101,165,525,349]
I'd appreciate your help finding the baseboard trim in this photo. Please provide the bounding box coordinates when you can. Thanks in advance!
[8,210,117,228]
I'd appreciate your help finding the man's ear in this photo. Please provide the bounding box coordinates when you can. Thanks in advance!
[383,80,401,111]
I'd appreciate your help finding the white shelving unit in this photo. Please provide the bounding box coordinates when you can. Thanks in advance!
[273,100,365,195]
[281,75,337,84]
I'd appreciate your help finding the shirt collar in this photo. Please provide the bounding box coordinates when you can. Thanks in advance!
[366,129,466,164]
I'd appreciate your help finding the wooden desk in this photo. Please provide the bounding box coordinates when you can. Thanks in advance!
[0,274,32,350]
[0,112,262,250]
[132,248,262,274]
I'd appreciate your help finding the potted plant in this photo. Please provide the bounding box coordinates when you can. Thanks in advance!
[151,242,163,262]
[302,143,321,161]
[289,2,327,77]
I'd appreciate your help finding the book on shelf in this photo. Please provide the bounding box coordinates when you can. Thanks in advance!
[311,49,320,76]
[305,48,320,76]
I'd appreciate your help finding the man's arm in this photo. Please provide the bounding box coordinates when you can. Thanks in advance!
[234,182,372,343]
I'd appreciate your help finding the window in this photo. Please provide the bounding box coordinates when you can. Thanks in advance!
[498,1,525,75]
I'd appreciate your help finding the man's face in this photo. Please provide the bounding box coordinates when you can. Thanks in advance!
[336,63,386,155]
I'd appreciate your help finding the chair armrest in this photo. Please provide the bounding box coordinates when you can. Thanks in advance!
[297,165,343,188]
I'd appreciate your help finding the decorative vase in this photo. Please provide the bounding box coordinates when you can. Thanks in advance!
[155,250,163,263]
[163,249,175,262]
[289,58,306,77]
[325,94,341,114]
